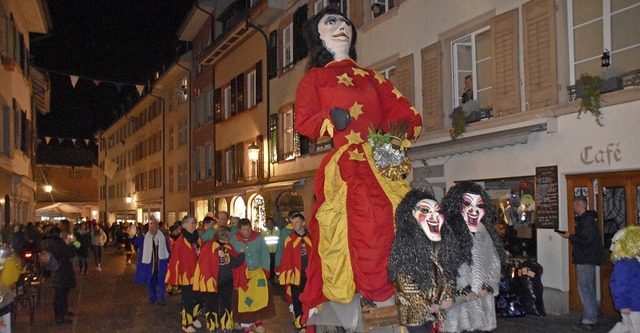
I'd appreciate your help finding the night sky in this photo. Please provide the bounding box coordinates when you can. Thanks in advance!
[31,0,193,139]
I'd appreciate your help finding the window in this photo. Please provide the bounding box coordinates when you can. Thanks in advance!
[225,148,235,183]
[451,27,492,109]
[279,108,301,160]
[178,118,188,146]
[178,162,188,191]
[69,169,81,179]
[2,104,10,156]
[223,86,231,119]
[169,126,174,151]
[205,143,212,178]
[283,23,293,69]
[569,0,640,82]
[194,148,201,181]
[247,70,257,109]
[268,30,278,79]
[315,0,329,14]
[204,89,213,122]
[380,66,396,80]
[168,166,174,192]
[194,96,203,128]
[178,77,188,103]
[372,0,393,18]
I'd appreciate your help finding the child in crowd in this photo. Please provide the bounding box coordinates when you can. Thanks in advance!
[608,226,640,333]
[278,212,312,333]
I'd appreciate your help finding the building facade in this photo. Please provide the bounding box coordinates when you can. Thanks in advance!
[179,0,640,317]
[0,0,51,232]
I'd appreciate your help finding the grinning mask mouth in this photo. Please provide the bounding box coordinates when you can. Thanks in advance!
[413,199,444,242]
[461,193,485,233]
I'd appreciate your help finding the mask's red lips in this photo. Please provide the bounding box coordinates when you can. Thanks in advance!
[333,33,348,38]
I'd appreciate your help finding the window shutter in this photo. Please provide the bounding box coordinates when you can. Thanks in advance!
[214,150,222,184]
[268,30,278,79]
[420,42,443,131]
[257,136,265,179]
[269,113,278,163]
[392,54,415,104]
[236,73,245,113]
[235,142,244,181]
[256,60,263,104]
[293,5,309,63]
[349,0,364,27]
[230,77,237,116]
[491,8,521,117]
[214,88,222,122]
[523,0,557,110]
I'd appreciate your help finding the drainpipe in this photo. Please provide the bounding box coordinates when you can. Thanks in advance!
[175,60,192,214]
[245,19,271,180]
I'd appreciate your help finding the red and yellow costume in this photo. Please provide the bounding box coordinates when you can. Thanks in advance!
[194,240,248,331]
[279,231,313,302]
[294,58,423,311]
[165,233,202,327]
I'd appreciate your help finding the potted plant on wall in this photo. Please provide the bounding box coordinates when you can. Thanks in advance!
[576,73,604,126]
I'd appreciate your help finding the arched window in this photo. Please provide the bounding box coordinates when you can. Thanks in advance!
[231,196,246,219]
[218,198,228,214]
[249,194,266,230]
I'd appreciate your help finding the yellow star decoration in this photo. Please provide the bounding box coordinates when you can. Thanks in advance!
[410,106,420,115]
[349,102,364,120]
[337,73,354,87]
[352,68,368,77]
[414,126,423,139]
[391,87,404,99]
[374,71,386,84]
[320,118,335,138]
[345,130,364,146]
[348,149,365,161]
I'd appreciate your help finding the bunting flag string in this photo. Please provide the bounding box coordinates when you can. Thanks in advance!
[38,136,97,147]
[32,66,147,96]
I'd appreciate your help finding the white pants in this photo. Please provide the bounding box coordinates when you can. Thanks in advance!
[608,312,640,333]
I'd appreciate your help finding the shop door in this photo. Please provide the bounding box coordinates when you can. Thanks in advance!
[566,171,640,317]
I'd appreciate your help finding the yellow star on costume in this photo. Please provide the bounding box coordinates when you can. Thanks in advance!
[320,118,335,137]
[413,126,423,139]
[349,102,364,120]
[352,68,368,77]
[374,71,386,84]
[345,130,364,145]
[410,106,420,115]
[391,87,404,99]
[337,73,354,87]
[348,150,366,161]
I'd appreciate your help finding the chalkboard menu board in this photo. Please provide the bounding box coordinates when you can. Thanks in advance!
[535,165,559,229]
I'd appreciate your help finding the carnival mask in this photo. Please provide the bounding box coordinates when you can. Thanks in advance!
[413,199,444,242]
[318,14,352,62]
[461,193,485,233]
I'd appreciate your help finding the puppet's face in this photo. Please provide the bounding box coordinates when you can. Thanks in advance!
[413,199,444,242]
[461,193,485,233]
[318,14,352,62]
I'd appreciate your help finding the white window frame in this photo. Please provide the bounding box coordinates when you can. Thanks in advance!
[247,70,257,109]
[568,0,640,83]
[281,109,296,160]
[178,77,188,103]
[451,26,491,108]
[380,65,395,80]
[283,23,294,70]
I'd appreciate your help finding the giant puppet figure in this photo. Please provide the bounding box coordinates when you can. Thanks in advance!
[440,181,506,332]
[388,188,463,333]
[294,5,423,320]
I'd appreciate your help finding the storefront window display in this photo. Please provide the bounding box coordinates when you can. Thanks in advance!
[479,177,537,260]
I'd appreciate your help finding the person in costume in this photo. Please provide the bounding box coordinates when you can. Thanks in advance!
[388,188,462,333]
[274,210,298,276]
[294,6,423,318]
[230,218,274,333]
[608,226,640,333]
[133,219,171,305]
[279,212,312,333]
[194,226,248,333]
[165,215,203,333]
[440,181,506,332]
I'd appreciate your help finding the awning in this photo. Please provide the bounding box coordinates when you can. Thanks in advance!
[196,179,306,200]
[410,125,542,160]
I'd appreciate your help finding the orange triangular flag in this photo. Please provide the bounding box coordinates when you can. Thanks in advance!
[71,138,77,145]
[70,75,79,88]
[93,80,101,86]
[45,136,51,144]
[84,139,90,145]
[136,85,144,96]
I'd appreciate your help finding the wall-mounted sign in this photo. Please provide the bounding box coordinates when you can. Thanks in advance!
[535,165,558,229]
[580,142,621,166]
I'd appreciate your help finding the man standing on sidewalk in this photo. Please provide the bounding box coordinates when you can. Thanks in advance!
[133,219,170,305]
[560,196,605,330]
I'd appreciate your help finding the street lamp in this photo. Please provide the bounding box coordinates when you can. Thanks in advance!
[125,194,133,204]
[248,142,260,178]
[44,185,53,193]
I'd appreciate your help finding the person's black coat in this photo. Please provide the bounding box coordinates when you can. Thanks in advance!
[74,230,92,257]
[41,231,77,290]
[570,210,605,265]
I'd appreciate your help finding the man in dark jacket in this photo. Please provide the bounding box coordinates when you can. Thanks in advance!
[41,222,77,325]
[560,196,605,330]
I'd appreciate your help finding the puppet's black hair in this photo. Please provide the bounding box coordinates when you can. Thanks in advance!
[303,5,357,70]
[441,181,506,266]
[388,188,462,290]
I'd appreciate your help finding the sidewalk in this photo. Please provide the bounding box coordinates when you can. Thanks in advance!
[13,246,619,333]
